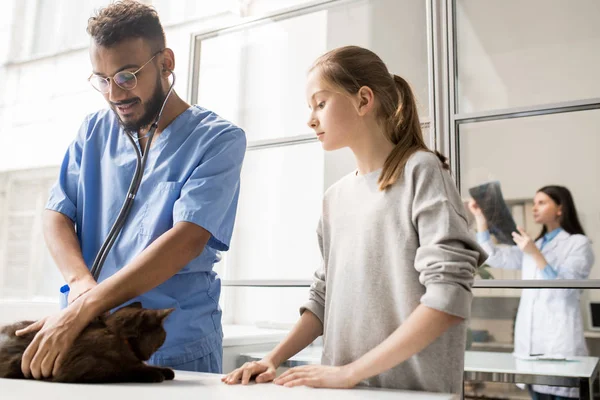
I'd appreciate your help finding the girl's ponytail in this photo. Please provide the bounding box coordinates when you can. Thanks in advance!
[377,75,448,190]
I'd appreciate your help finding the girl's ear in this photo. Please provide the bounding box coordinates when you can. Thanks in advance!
[356,86,375,116]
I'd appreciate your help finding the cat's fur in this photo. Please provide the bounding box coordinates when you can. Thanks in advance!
[0,302,175,383]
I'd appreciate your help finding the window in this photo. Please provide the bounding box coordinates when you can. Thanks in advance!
[452,0,600,288]
[196,0,429,142]
[0,168,62,301]
[9,0,110,61]
[451,5,600,396]
[191,0,430,325]
[455,0,600,113]
[459,110,600,292]
[150,0,237,26]
[30,0,57,57]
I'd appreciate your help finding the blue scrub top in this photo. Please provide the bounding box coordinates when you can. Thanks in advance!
[46,106,246,367]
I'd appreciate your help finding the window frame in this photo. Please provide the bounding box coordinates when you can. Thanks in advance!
[189,0,600,291]
[446,0,600,290]
[188,0,434,294]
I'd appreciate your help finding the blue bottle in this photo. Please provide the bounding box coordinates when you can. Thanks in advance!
[59,284,70,310]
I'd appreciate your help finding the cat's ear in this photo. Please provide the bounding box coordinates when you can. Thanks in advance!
[154,308,175,322]
[109,301,144,319]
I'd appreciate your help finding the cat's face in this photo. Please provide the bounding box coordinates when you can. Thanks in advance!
[105,302,174,361]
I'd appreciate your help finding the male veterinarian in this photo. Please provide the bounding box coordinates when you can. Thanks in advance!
[17,0,245,378]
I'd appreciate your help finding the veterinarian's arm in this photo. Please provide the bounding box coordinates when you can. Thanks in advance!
[86,221,211,313]
[16,221,210,379]
[43,210,97,303]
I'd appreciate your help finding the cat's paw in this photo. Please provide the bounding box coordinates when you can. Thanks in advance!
[138,368,166,383]
[161,368,175,380]
[149,371,165,383]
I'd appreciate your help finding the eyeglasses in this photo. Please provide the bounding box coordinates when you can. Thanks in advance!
[88,50,163,93]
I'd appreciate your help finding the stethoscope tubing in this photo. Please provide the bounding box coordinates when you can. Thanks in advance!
[89,73,176,281]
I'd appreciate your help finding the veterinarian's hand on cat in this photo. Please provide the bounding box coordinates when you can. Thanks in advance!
[273,364,359,389]
[221,359,278,385]
[15,295,95,379]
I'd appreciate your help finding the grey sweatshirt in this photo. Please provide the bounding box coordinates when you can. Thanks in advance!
[300,151,487,394]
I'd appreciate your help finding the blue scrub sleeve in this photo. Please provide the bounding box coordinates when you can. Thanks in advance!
[173,128,246,251]
[45,117,88,222]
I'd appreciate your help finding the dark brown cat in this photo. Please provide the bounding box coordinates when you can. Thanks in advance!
[0,302,175,383]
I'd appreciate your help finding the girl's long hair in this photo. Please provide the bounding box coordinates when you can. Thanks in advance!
[310,46,448,191]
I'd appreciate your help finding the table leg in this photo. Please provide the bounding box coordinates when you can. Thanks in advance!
[579,377,592,400]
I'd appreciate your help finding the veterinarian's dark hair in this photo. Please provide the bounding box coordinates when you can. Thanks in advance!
[87,0,166,52]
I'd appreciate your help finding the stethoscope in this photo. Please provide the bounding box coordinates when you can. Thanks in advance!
[59,72,176,306]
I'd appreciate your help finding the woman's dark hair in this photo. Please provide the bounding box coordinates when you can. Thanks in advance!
[87,0,165,52]
[536,185,586,240]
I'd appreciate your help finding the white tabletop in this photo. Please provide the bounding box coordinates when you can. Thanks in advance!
[464,351,599,379]
[0,371,458,400]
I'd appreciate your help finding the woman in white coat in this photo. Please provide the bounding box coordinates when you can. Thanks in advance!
[469,185,595,400]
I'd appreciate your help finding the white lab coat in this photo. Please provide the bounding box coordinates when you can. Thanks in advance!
[481,230,595,398]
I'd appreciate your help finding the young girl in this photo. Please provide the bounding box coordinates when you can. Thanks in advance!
[222,45,486,394]
[469,186,594,400]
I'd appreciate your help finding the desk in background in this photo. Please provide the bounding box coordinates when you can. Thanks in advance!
[464,351,600,400]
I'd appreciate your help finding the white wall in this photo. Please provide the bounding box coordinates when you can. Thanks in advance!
[456,0,600,113]
[0,1,15,64]
[0,300,59,325]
